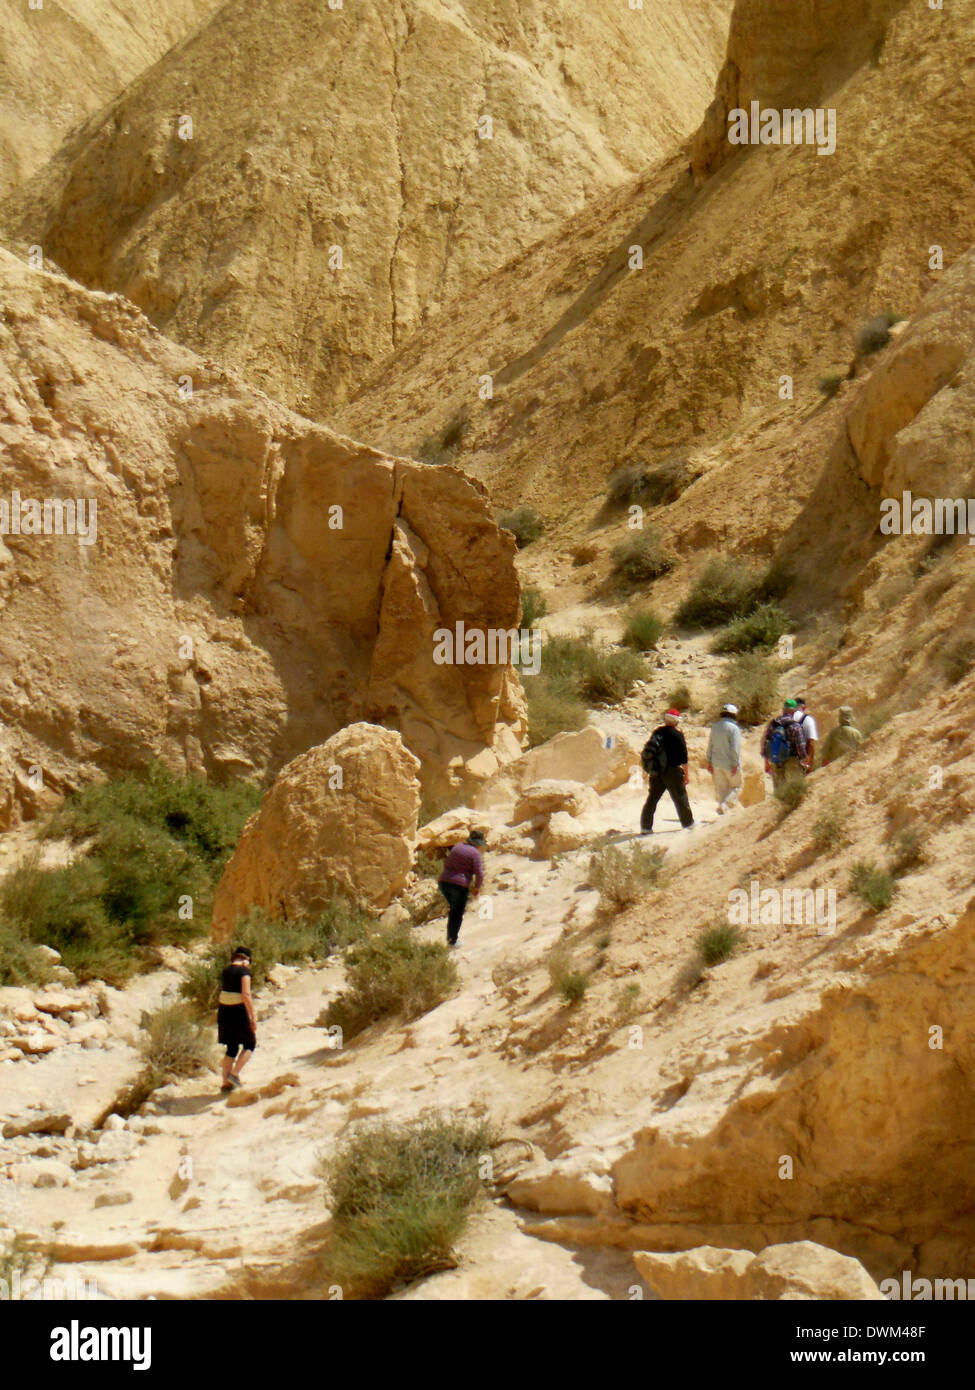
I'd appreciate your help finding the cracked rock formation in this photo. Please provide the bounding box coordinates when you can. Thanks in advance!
[0,247,524,823]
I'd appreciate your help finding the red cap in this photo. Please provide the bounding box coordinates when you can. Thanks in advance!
[666,708,681,718]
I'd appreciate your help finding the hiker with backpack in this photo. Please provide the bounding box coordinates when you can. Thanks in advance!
[821,706,864,765]
[640,709,695,834]
[706,702,742,814]
[794,697,818,771]
[438,830,486,948]
[761,698,808,786]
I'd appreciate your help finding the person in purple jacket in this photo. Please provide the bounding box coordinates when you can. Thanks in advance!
[438,830,485,947]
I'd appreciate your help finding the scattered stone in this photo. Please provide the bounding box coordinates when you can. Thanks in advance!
[3,1113,72,1139]
[94,1191,135,1209]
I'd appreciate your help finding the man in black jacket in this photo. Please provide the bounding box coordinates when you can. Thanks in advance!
[640,708,695,834]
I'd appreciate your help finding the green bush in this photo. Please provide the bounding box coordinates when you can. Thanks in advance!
[525,682,588,747]
[520,585,547,628]
[96,1002,216,1126]
[414,412,470,467]
[610,530,677,583]
[886,826,926,877]
[542,632,644,705]
[180,902,369,1015]
[849,861,896,911]
[546,945,590,1003]
[725,652,780,725]
[774,773,809,813]
[1,764,262,984]
[497,505,543,549]
[665,681,693,711]
[697,923,741,965]
[855,314,900,357]
[711,602,790,654]
[622,608,664,651]
[0,919,56,987]
[812,798,850,852]
[673,556,761,628]
[321,1113,493,1298]
[588,843,664,910]
[319,926,457,1041]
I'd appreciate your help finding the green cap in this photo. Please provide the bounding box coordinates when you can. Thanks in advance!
[784,698,799,709]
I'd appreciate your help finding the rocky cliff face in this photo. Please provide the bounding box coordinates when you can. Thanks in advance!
[0,0,732,415]
[0,248,524,825]
[0,0,221,198]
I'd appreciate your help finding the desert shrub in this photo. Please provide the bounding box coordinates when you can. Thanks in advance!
[414,849,444,880]
[180,903,368,1015]
[98,1002,215,1125]
[0,1233,53,1288]
[940,632,975,685]
[610,530,677,583]
[818,374,844,398]
[887,826,927,877]
[774,773,810,813]
[541,632,643,705]
[318,926,457,1041]
[525,681,588,747]
[812,798,851,852]
[321,1113,493,1298]
[855,313,900,358]
[725,652,779,725]
[9,765,261,983]
[0,919,56,987]
[622,608,664,651]
[415,412,470,466]
[605,456,697,512]
[497,505,543,549]
[571,542,598,567]
[612,981,643,1022]
[139,1002,215,1078]
[673,556,761,628]
[588,843,664,910]
[47,760,260,866]
[849,861,896,911]
[520,585,547,628]
[711,602,790,654]
[697,923,741,965]
[546,945,590,1003]
[665,681,693,711]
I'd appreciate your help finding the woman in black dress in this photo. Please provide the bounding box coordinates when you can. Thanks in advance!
[218,946,257,1091]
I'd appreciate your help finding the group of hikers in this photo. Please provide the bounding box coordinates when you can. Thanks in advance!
[640,696,863,831]
[213,698,863,1084]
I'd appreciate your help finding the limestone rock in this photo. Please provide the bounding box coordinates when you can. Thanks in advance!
[633,1242,884,1300]
[539,812,595,858]
[3,0,731,413]
[512,781,601,825]
[212,725,421,935]
[3,1113,72,1138]
[739,769,766,807]
[0,246,524,820]
[504,729,640,798]
[8,1159,74,1188]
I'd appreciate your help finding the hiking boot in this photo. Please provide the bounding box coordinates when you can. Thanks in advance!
[716,804,725,816]
[220,1081,233,1093]
[229,1074,242,1088]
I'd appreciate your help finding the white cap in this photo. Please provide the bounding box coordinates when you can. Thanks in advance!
[721,703,738,715]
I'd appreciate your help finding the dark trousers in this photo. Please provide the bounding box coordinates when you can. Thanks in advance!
[439,881,469,944]
[641,769,693,832]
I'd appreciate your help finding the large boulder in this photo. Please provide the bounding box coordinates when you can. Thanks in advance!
[487,728,639,803]
[634,1242,884,1301]
[511,780,601,826]
[211,724,420,936]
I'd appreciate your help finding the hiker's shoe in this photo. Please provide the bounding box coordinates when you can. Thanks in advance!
[640,829,653,836]
[220,1082,233,1093]
[716,804,725,816]
[229,1074,242,1088]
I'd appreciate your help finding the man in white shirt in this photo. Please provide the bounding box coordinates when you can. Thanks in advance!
[706,702,742,814]
[794,697,818,772]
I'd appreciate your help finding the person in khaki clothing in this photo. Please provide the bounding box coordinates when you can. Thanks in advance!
[820,706,863,765]
[706,702,742,814]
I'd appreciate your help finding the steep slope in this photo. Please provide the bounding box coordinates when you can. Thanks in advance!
[0,0,733,414]
[0,0,222,198]
[335,0,975,567]
[0,247,526,826]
